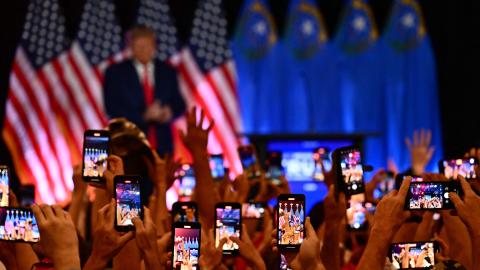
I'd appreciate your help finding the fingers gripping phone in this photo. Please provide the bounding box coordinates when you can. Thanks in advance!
[82,130,110,184]
[114,175,143,231]
[215,202,241,255]
[172,222,201,270]
[277,194,306,251]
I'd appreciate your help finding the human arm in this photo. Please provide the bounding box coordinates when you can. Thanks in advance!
[181,107,218,230]
[357,177,412,270]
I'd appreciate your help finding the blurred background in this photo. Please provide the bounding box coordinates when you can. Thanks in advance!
[0,0,479,205]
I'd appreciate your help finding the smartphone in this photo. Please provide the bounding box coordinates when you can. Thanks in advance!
[395,174,423,190]
[346,194,368,231]
[17,184,35,207]
[373,171,395,200]
[177,164,196,201]
[439,157,478,180]
[172,222,201,270]
[114,175,143,231]
[0,165,10,207]
[238,145,260,178]
[312,147,331,182]
[265,151,284,185]
[277,194,305,251]
[215,202,241,255]
[0,207,40,243]
[209,154,225,180]
[390,241,439,269]
[334,146,365,196]
[172,202,198,223]
[82,130,109,183]
[242,202,266,219]
[405,181,460,210]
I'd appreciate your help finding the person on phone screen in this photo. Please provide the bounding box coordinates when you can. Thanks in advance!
[103,25,186,154]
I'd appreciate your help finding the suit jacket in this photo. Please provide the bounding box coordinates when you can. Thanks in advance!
[103,59,186,154]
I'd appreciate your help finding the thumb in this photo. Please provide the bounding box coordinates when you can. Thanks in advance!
[449,192,464,210]
[304,217,315,238]
[119,231,134,245]
[218,237,228,249]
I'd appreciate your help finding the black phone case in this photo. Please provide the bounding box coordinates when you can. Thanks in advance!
[171,222,201,270]
[276,194,305,251]
[333,146,365,197]
[81,130,110,184]
[214,202,241,256]
[114,175,143,232]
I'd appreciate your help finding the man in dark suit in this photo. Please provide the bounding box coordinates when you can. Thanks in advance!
[103,26,185,154]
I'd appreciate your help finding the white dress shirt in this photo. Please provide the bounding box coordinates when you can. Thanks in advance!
[133,60,155,87]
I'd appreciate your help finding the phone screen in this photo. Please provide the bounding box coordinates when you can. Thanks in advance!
[277,194,305,249]
[338,148,365,195]
[242,202,265,219]
[0,207,40,243]
[373,172,395,200]
[0,166,10,207]
[215,204,241,254]
[406,182,458,210]
[390,242,436,269]
[265,151,284,185]
[178,164,195,201]
[82,131,109,181]
[312,147,331,182]
[346,194,368,231]
[238,146,260,178]
[173,224,201,270]
[172,202,198,223]
[441,158,478,180]
[209,155,225,179]
[115,177,142,229]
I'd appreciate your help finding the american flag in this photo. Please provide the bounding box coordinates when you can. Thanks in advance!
[2,0,126,204]
[177,0,243,174]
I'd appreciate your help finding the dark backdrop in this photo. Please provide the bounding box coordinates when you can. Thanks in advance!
[1,0,480,175]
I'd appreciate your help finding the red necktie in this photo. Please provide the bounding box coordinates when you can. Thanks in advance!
[143,64,157,149]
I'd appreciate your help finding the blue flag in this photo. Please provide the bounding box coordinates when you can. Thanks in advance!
[232,0,282,133]
[282,0,342,132]
[333,0,386,169]
[380,0,443,171]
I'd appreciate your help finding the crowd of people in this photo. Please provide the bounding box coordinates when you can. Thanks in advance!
[1,108,480,270]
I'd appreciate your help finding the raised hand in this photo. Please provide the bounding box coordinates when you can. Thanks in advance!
[357,177,412,270]
[230,224,267,270]
[450,176,480,233]
[103,155,124,194]
[285,217,325,270]
[180,107,214,154]
[365,169,386,202]
[83,200,134,270]
[32,204,80,270]
[133,207,162,269]
[199,229,227,270]
[405,129,435,175]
